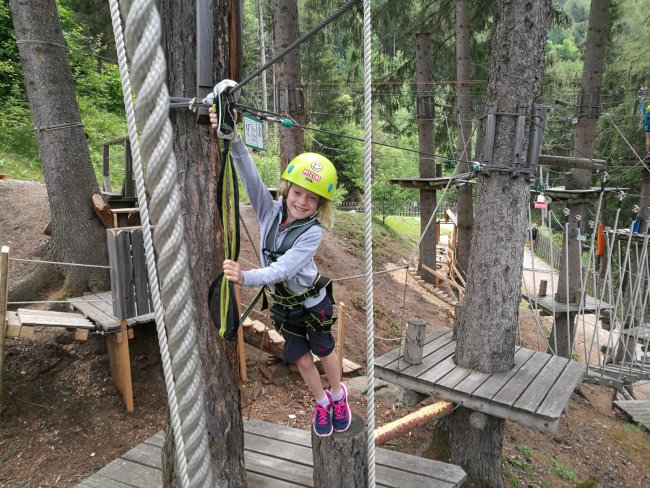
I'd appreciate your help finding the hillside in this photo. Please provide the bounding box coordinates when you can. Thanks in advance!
[1,179,649,487]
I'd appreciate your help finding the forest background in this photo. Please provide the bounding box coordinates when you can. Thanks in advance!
[0,0,649,213]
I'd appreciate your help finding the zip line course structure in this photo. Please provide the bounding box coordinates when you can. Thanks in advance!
[5,1,650,486]
[73,0,468,487]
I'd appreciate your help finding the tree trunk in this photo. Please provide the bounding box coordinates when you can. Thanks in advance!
[450,1,550,485]
[454,0,473,278]
[159,1,245,485]
[550,0,610,359]
[10,0,109,296]
[273,0,304,170]
[416,32,437,284]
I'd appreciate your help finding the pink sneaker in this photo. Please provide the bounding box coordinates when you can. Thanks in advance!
[313,399,333,437]
[331,383,352,432]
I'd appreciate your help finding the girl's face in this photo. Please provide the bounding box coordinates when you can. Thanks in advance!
[285,184,320,223]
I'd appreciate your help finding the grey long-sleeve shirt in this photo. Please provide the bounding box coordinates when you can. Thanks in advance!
[230,138,326,308]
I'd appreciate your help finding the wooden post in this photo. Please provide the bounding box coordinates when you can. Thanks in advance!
[0,246,9,412]
[106,319,134,412]
[312,413,367,487]
[403,317,426,365]
[234,284,247,383]
[539,280,548,297]
[336,302,345,378]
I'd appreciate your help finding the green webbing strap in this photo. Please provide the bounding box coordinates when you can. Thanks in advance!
[216,138,241,339]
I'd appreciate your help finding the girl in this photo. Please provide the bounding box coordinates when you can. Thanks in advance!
[210,109,351,437]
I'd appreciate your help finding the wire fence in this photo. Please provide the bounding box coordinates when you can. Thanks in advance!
[338,200,456,219]
[533,230,562,269]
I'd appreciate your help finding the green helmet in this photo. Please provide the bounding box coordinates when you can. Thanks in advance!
[282,153,337,200]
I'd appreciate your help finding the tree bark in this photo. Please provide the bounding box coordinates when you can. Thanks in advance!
[550,0,610,359]
[450,1,550,485]
[10,0,110,296]
[416,32,437,284]
[454,0,474,278]
[159,1,245,485]
[312,414,367,487]
[273,0,305,170]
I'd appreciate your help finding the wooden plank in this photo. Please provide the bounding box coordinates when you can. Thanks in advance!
[417,355,458,385]
[514,355,571,413]
[244,450,313,487]
[106,230,121,319]
[376,464,458,488]
[375,449,465,487]
[121,441,161,469]
[395,332,455,377]
[16,309,94,328]
[76,474,138,488]
[68,296,119,332]
[375,327,449,368]
[614,400,650,431]
[435,364,472,389]
[131,229,150,316]
[492,351,552,407]
[116,231,135,319]
[90,458,161,488]
[453,349,531,396]
[536,360,585,419]
[247,471,307,488]
[471,347,536,400]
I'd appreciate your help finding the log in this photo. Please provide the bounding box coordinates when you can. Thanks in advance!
[403,317,426,365]
[92,193,114,228]
[312,413,367,487]
[375,401,454,446]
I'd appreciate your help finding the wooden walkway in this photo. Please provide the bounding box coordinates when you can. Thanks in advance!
[68,291,153,332]
[614,400,650,432]
[76,418,466,487]
[375,328,585,434]
[522,292,612,316]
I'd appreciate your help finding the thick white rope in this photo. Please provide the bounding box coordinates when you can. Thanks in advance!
[361,0,376,485]
[107,1,190,484]
[116,0,212,486]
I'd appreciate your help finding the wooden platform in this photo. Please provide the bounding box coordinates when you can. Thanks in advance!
[375,328,585,434]
[614,400,650,431]
[606,228,649,243]
[522,292,612,316]
[620,325,650,344]
[68,291,153,332]
[76,418,466,488]
[542,186,624,203]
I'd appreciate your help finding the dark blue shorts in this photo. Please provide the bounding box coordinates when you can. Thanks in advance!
[277,294,336,363]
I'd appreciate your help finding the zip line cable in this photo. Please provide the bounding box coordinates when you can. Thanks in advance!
[233,102,467,164]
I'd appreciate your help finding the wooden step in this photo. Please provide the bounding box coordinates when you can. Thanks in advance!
[17,308,95,329]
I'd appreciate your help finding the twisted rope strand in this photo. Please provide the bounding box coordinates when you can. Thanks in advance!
[116,0,212,486]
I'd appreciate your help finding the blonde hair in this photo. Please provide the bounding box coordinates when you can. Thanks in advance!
[277,180,336,230]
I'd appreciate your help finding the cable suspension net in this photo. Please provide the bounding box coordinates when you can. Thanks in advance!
[115,0,212,486]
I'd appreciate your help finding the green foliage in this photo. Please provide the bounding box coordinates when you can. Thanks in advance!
[551,459,578,483]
